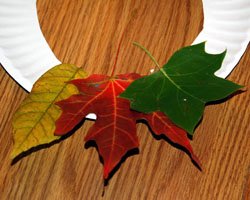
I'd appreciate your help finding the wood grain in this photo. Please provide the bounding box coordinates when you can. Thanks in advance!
[0,0,249,199]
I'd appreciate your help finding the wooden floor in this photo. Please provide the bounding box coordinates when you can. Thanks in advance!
[0,0,249,199]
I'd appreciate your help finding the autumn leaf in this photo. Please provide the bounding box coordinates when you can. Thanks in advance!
[11,64,87,158]
[55,73,200,179]
[120,42,242,134]
[136,112,200,167]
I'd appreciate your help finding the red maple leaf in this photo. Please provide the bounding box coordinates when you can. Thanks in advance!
[55,73,200,179]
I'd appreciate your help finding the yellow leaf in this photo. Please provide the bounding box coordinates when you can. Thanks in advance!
[11,64,87,158]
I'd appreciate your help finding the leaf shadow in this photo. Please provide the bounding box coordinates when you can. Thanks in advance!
[190,89,245,139]
[206,89,245,106]
[84,140,139,186]
[189,116,203,140]
[11,118,88,165]
[137,119,202,171]
[84,117,203,186]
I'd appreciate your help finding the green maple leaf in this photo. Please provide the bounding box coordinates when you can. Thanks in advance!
[120,42,242,134]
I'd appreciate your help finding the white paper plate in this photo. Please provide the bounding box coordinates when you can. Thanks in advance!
[0,0,250,91]
[193,0,250,78]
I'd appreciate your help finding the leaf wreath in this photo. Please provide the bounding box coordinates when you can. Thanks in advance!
[12,42,241,181]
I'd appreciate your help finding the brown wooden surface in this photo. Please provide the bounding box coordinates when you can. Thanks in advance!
[0,0,249,199]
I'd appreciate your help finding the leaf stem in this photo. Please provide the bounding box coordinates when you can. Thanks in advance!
[133,42,187,96]
[133,42,161,70]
